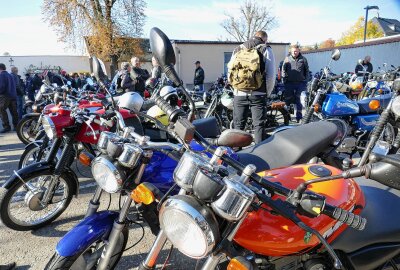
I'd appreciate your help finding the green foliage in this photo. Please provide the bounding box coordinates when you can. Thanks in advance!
[336,16,384,46]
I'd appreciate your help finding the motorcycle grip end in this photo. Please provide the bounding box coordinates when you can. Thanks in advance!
[330,207,366,231]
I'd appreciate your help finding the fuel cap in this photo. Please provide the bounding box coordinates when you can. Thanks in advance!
[308,165,332,177]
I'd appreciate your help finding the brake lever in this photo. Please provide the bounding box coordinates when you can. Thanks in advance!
[84,115,98,140]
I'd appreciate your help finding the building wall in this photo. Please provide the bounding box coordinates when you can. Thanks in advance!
[0,55,90,75]
[173,43,289,88]
[302,41,400,75]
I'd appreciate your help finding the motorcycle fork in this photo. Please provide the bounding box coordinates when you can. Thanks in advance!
[41,135,76,205]
[35,135,50,162]
[140,189,187,270]
[85,186,103,218]
[33,114,43,133]
[98,151,153,270]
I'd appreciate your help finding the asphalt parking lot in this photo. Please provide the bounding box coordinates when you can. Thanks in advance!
[0,130,198,269]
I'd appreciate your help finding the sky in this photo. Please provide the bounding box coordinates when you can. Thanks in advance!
[0,0,399,55]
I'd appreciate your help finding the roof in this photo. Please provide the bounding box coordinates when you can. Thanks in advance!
[302,35,400,54]
[171,39,290,45]
[371,17,400,36]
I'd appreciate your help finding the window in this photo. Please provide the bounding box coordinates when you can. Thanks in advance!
[224,52,232,75]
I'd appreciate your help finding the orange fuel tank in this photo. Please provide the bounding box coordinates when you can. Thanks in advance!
[233,164,365,257]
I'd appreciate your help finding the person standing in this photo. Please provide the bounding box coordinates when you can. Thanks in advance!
[11,66,25,120]
[24,73,34,101]
[120,62,136,92]
[0,63,18,133]
[281,44,310,122]
[193,60,205,92]
[355,55,373,75]
[130,57,150,96]
[32,72,43,93]
[151,56,162,80]
[228,30,276,144]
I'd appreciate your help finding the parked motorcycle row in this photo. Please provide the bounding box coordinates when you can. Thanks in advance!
[2,28,400,270]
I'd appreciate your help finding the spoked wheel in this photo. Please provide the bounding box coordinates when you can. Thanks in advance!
[45,227,128,270]
[17,117,40,144]
[18,142,50,169]
[0,173,74,231]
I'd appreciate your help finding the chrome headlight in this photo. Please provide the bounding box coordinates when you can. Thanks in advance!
[42,115,56,139]
[392,96,400,117]
[118,144,143,168]
[91,156,125,193]
[97,131,118,154]
[173,152,212,192]
[159,195,219,258]
[211,178,255,221]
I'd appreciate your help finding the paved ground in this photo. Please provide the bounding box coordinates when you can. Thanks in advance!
[0,131,198,269]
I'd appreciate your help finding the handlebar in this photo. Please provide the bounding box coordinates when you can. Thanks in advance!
[322,205,366,230]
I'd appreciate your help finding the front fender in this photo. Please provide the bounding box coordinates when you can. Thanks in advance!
[2,161,79,196]
[22,112,41,119]
[56,211,119,257]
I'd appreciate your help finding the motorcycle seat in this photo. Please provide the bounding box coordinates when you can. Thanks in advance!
[237,121,338,171]
[331,179,400,253]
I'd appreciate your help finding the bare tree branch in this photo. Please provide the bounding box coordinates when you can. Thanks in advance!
[221,0,277,42]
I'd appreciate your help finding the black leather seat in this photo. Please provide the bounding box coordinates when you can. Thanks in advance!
[193,117,221,138]
[237,121,338,171]
[331,178,400,253]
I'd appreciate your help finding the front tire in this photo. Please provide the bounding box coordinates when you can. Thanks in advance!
[45,227,128,270]
[17,116,39,144]
[0,171,74,231]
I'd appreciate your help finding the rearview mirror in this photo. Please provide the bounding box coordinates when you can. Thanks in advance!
[149,27,176,67]
[370,159,400,190]
[331,49,341,61]
[91,56,107,82]
[358,59,363,65]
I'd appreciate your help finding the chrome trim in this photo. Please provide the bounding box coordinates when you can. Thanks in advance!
[42,115,57,139]
[118,143,143,168]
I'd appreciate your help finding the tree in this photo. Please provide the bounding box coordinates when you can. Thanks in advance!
[336,16,384,46]
[319,38,335,49]
[3,52,10,56]
[221,0,277,42]
[42,0,146,76]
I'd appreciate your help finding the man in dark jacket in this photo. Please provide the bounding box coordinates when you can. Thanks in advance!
[193,61,205,91]
[11,66,25,120]
[25,73,34,101]
[32,72,43,92]
[281,44,310,122]
[120,62,135,92]
[230,31,276,144]
[0,63,18,133]
[355,55,373,75]
[130,57,150,96]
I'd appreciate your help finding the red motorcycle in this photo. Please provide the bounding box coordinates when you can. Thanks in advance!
[0,101,142,230]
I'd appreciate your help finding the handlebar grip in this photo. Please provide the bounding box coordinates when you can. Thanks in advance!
[153,95,185,123]
[324,205,366,230]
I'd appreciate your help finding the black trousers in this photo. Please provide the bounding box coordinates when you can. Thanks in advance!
[233,95,266,144]
[0,95,18,129]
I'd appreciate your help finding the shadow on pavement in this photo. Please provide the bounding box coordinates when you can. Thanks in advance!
[15,265,30,270]
[31,214,85,238]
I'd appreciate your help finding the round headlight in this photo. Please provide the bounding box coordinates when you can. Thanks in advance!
[91,156,125,193]
[392,96,400,117]
[42,115,56,139]
[159,195,219,258]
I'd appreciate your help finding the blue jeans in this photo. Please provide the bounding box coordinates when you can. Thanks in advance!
[284,82,307,120]
[16,95,24,120]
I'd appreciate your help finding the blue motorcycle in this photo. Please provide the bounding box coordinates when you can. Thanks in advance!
[302,49,397,159]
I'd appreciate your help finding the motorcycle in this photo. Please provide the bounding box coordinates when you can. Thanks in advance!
[302,49,398,159]
[44,29,349,270]
[0,96,142,230]
[137,29,400,270]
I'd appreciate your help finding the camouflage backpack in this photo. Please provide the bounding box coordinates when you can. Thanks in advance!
[228,44,265,91]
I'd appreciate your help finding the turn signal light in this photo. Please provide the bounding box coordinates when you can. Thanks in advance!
[314,104,320,112]
[78,152,93,167]
[369,100,380,110]
[227,257,252,270]
[131,183,155,205]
